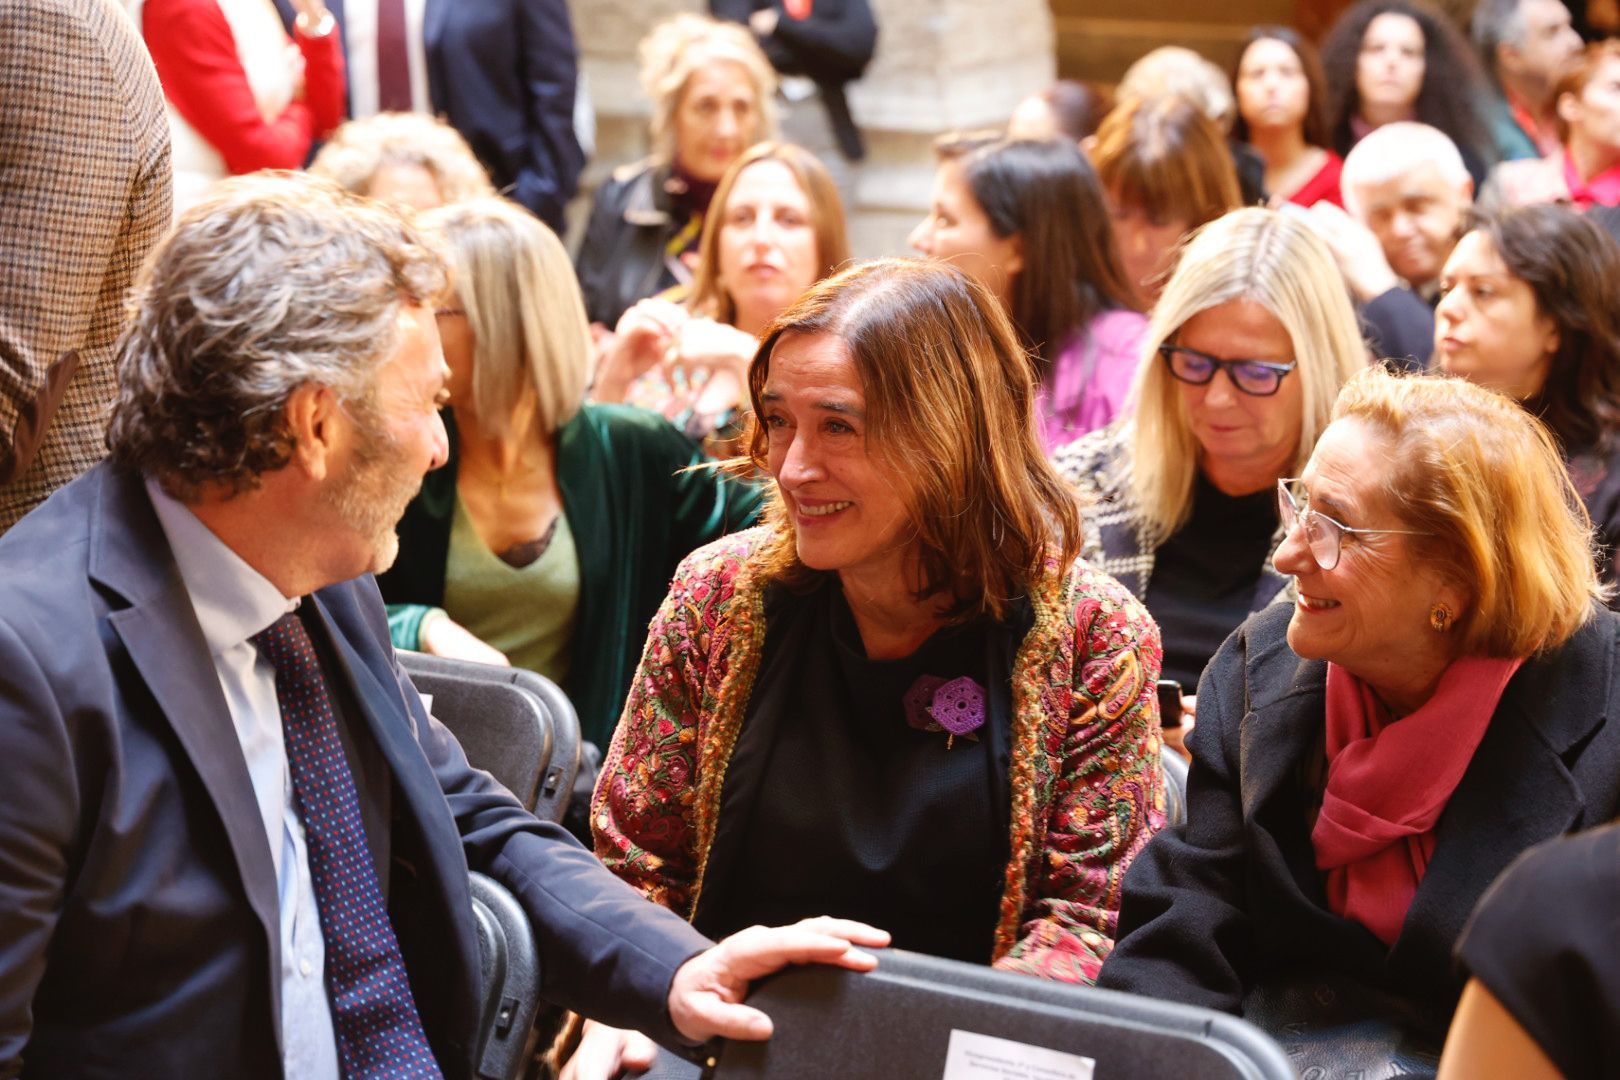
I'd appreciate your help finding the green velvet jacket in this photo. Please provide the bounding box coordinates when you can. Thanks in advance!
[378,404,763,747]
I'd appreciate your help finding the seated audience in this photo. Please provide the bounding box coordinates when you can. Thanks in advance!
[139,0,344,210]
[1006,80,1115,143]
[575,14,777,330]
[1116,45,1268,204]
[1441,822,1620,1080]
[1089,95,1245,309]
[591,141,848,447]
[310,111,495,212]
[1471,0,1583,162]
[0,171,884,1079]
[1320,0,1495,188]
[910,136,1146,445]
[1054,208,1365,720]
[1433,204,1620,590]
[576,259,1167,1068]
[1232,27,1344,207]
[1304,121,1475,366]
[1099,365,1620,1061]
[1482,40,1620,209]
[376,197,762,759]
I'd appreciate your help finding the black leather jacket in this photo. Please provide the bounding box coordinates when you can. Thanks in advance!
[574,160,693,328]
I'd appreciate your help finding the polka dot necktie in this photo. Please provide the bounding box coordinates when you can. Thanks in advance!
[252,612,444,1079]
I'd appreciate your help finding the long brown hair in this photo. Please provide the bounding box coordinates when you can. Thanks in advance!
[687,142,850,327]
[740,259,1083,621]
[934,135,1138,372]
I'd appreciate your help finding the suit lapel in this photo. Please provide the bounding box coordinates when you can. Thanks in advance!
[89,469,284,1044]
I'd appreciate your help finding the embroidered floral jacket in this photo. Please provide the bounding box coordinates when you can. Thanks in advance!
[592,527,1167,983]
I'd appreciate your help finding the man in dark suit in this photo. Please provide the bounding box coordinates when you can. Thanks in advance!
[0,0,172,532]
[0,173,882,1079]
[273,0,584,231]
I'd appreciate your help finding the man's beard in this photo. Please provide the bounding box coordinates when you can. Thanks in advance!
[323,420,421,576]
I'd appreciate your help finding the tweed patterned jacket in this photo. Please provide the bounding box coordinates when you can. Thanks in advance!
[1052,423,1291,605]
[0,0,173,531]
[593,527,1167,984]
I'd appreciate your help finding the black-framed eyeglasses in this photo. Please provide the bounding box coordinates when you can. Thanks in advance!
[1276,478,1430,571]
[1159,343,1297,397]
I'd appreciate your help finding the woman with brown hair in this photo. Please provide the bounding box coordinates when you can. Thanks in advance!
[572,258,1167,1066]
[1433,204,1620,589]
[1090,95,1245,308]
[910,135,1145,444]
[1232,26,1343,207]
[592,141,849,447]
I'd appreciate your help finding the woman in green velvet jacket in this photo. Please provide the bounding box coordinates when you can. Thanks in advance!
[378,197,761,753]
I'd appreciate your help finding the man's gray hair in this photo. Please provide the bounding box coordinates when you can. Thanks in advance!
[1472,0,1532,74]
[107,172,448,499]
[1340,122,1473,218]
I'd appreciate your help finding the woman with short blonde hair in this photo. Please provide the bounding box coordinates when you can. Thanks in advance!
[377,197,761,759]
[1056,206,1366,700]
[574,13,778,329]
[310,111,495,211]
[1101,365,1620,1067]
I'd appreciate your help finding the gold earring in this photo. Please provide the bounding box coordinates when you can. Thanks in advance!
[1430,606,1452,633]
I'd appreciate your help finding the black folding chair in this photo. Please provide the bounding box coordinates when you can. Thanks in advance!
[398,650,581,824]
[468,872,541,1080]
[640,948,1293,1080]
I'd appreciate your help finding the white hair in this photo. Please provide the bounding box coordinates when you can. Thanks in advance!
[1340,122,1472,218]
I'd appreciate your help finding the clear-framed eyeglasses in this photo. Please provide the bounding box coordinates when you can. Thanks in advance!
[1276,478,1430,571]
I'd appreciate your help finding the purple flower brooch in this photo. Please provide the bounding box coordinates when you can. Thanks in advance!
[903,675,987,749]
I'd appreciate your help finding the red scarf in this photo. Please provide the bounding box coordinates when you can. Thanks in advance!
[1311,655,1523,946]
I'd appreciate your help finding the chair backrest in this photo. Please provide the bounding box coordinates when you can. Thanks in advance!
[468,872,542,1080]
[398,650,581,824]
[687,948,1293,1080]
[1162,744,1190,828]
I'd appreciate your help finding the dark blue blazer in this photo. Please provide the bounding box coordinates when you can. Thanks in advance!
[0,463,709,1078]
[275,0,584,230]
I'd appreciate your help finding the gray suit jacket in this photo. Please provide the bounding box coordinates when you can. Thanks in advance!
[0,0,172,530]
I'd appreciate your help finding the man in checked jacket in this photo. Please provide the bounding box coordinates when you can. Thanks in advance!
[0,0,173,531]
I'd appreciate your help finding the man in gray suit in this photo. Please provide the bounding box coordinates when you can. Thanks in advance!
[0,0,172,530]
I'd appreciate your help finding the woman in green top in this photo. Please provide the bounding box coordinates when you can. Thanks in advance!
[379,196,762,754]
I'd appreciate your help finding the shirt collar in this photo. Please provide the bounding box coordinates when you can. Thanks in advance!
[145,477,298,655]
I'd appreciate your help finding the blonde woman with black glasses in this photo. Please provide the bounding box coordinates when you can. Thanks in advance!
[1053,206,1367,739]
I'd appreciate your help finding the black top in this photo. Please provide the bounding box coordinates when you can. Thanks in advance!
[1097,602,1620,1041]
[1457,823,1620,1080]
[694,580,1019,963]
[1144,471,1278,687]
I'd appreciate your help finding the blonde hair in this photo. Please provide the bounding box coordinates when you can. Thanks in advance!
[310,112,495,206]
[741,259,1083,622]
[688,142,850,326]
[418,198,589,438]
[1130,207,1368,542]
[639,14,778,164]
[1332,367,1602,655]
[1118,46,1238,132]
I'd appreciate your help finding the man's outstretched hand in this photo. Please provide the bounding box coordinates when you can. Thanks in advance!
[668,917,890,1043]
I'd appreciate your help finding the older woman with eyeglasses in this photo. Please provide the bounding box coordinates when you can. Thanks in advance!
[1098,366,1620,1068]
[1054,207,1366,739]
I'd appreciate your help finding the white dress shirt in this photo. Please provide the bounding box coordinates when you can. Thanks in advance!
[145,479,341,1080]
[343,0,431,118]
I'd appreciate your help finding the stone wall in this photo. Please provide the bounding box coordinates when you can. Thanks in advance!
[565,0,1057,258]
